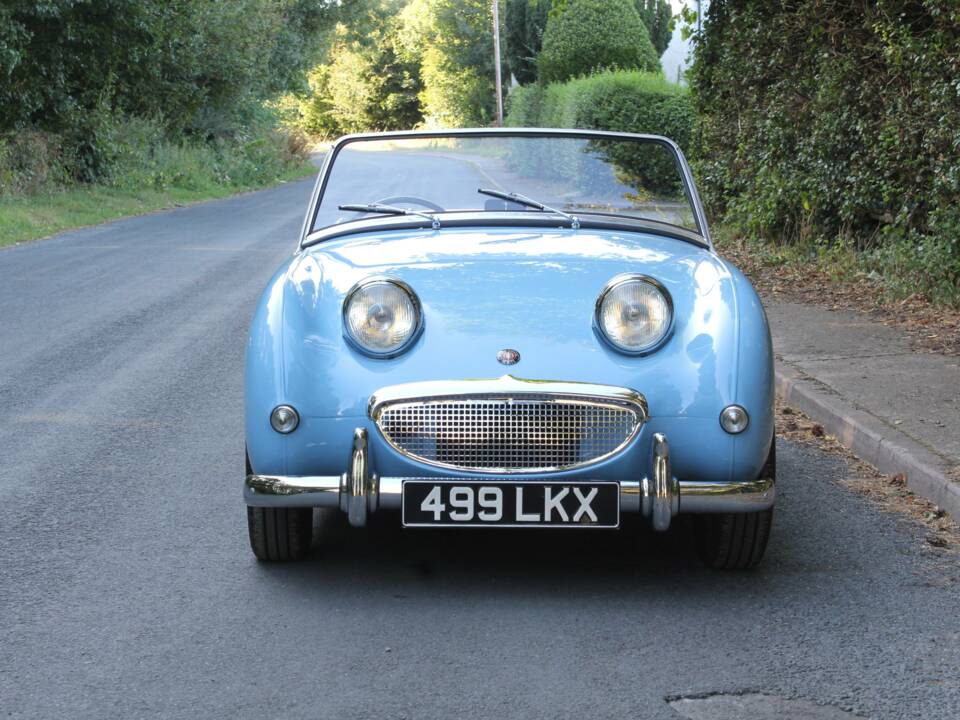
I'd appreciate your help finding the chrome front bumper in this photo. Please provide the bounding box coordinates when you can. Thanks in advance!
[244,428,775,531]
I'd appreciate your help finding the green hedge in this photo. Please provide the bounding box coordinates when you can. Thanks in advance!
[507,70,692,143]
[505,70,693,195]
[689,0,960,305]
[537,0,660,83]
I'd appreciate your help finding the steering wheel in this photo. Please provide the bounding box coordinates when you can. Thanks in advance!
[375,196,446,212]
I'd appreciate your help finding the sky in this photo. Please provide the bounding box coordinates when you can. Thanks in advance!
[660,0,704,84]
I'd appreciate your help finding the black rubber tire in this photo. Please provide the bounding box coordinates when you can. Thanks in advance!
[245,449,313,561]
[695,441,775,570]
[247,506,314,561]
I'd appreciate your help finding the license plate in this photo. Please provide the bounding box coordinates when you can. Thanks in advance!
[401,480,619,528]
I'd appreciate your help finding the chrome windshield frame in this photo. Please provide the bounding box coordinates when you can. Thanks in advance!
[297,128,712,251]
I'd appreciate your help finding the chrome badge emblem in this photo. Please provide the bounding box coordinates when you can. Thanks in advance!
[497,348,520,365]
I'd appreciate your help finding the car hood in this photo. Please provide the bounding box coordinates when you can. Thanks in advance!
[278,226,748,419]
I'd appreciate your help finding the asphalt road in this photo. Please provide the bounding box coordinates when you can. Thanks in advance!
[1,175,959,720]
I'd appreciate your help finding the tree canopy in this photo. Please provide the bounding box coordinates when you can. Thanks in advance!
[637,0,673,56]
[504,0,551,84]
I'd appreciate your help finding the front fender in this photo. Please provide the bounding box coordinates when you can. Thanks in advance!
[725,261,775,482]
[245,261,293,475]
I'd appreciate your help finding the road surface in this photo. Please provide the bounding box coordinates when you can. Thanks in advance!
[1,171,958,719]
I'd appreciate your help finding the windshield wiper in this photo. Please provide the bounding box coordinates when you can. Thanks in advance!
[477,188,580,230]
[339,203,440,230]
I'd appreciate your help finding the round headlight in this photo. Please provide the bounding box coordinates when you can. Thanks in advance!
[342,277,422,357]
[595,274,673,354]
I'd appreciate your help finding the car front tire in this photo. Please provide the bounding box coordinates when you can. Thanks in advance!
[247,506,313,561]
[245,449,313,561]
[695,440,775,570]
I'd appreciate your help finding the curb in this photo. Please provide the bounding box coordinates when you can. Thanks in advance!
[774,360,960,520]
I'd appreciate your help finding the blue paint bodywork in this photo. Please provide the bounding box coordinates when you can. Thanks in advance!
[245,224,774,488]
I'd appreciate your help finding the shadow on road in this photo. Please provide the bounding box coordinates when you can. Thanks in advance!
[250,509,788,600]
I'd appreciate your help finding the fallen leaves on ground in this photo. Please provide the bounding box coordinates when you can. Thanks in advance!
[776,399,960,551]
[720,237,960,356]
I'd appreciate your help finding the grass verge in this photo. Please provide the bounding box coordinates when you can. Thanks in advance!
[0,160,316,249]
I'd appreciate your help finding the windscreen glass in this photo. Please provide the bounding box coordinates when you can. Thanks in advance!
[311,134,698,233]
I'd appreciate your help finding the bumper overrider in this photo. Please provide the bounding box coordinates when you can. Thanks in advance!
[244,377,775,531]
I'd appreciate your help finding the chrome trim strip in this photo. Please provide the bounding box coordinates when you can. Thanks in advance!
[368,375,648,475]
[620,478,642,513]
[244,474,341,507]
[379,476,403,510]
[368,375,649,417]
[244,473,774,515]
[243,425,774,517]
[679,477,776,514]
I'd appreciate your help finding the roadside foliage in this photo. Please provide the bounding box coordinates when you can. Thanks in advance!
[689,0,960,306]
[295,0,675,133]
[506,70,692,151]
[537,0,660,83]
[0,0,330,196]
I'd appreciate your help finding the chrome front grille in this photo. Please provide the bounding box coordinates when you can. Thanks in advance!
[371,378,646,473]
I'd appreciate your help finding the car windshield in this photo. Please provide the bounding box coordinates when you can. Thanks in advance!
[310,133,699,234]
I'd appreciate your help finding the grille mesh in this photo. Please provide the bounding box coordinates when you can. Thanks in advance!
[376,396,639,471]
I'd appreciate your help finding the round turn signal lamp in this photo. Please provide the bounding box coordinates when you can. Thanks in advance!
[270,405,300,434]
[720,405,749,434]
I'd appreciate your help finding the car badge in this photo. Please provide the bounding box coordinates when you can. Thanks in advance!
[497,348,520,365]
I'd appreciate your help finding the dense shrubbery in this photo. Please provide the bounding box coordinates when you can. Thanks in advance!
[0,116,311,197]
[507,70,692,146]
[689,0,960,305]
[0,0,327,194]
[506,70,693,194]
[537,0,660,83]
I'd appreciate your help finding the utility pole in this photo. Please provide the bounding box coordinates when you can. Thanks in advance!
[492,0,504,126]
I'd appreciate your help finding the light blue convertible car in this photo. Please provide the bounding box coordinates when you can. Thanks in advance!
[243,129,775,568]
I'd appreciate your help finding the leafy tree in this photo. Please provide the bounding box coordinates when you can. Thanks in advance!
[636,0,673,57]
[538,0,661,83]
[299,9,423,136]
[365,34,424,131]
[504,0,551,84]
[399,0,500,126]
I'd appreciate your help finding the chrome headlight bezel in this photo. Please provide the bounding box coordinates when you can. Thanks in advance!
[342,276,423,358]
[594,273,674,355]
